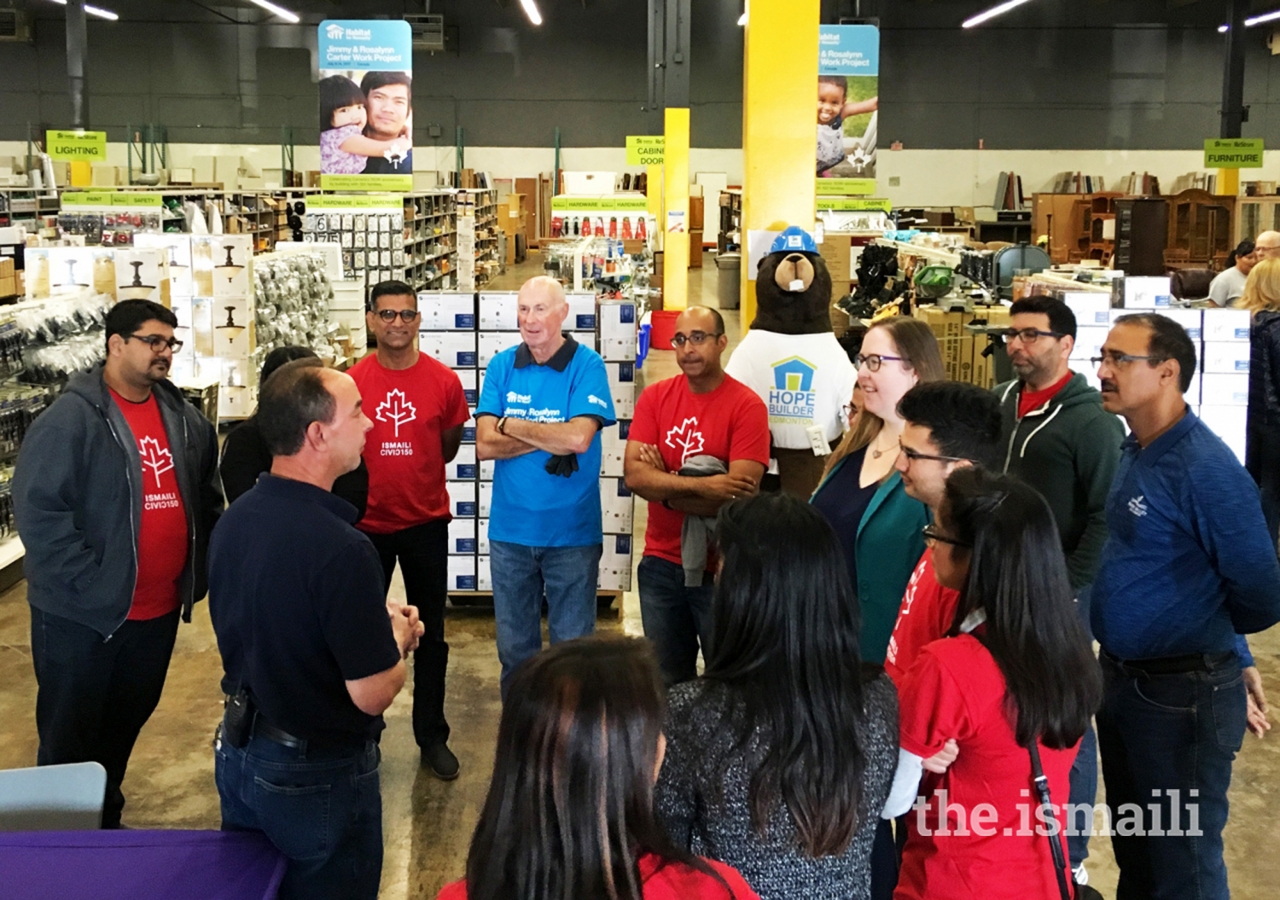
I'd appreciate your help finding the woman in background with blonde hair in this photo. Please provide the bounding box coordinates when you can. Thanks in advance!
[1237,256,1280,544]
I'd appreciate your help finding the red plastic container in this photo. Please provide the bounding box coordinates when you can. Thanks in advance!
[649,310,680,352]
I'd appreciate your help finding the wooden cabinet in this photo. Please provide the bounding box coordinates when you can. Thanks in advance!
[1235,196,1280,246]
[1113,198,1169,276]
[1032,192,1121,264]
[1166,189,1234,269]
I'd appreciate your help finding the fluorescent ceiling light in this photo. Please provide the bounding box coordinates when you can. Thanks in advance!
[519,0,543,26]
[48,0,119,21]
[1218,8,1280,31]
[962,0,1035,29]
[246,0,299,24]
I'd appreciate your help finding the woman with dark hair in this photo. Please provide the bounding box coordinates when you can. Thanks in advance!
[655,493,898,900]
[438,635,757,900]
[888,468,1103,900]
[1208,239,1256,307]
[219,346,369,514]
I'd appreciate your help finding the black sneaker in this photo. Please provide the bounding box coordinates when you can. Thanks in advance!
[422,742,460,781]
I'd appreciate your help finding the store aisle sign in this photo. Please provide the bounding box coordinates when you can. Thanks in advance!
[47,130,107,161]
[818,197,892,212]
[1204,138,1263,168]
[626,136,665,166]
[61,191,163,208]
[319,20,414,191]
[309,194,404,209]
[552,197,650,212]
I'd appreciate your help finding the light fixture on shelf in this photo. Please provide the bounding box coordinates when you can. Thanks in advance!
[246,0,299,23]
[47,0,118,22]
[962,0,1035,29]
[1219,8,1280,31]
[63,259,88,288]
[217,306,245,340]
[519,0,543,26]
[118,262,156,301]
[214,245,244,282]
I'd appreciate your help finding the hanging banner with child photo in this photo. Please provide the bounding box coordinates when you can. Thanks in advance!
[318,20,414,192]
[817,24,879,193]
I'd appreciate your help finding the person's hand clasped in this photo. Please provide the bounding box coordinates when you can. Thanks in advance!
[700,472,759,503]
[1244,666,1270,738]
[388,602,425,658]
[923,739,960,774]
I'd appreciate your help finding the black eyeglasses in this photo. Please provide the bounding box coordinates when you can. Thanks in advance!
[922,523,970,548]
[127,334,183,353]
[1089,351,1164,368]
[1003,327,1063,344]
[900,444,970,465]
[854,353,906,372]
[374,309,420,323]
[670,331,723,348]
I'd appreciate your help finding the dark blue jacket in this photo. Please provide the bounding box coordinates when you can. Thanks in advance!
[13,365,223,637]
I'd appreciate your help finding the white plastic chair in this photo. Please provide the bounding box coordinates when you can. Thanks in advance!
[0,762,107,832]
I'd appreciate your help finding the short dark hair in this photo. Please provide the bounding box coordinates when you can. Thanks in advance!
[897,381,1005,470]
[1114,313,1198,392]
[368,280,417,312]
[105,300,179,351]
[257,359,336,457]
[1228,239,1256,267]
[318,74,365,131]
[360,70,412,107]
[818,74,847,98]
[1009,296,1078,340]
[260,345,319,386]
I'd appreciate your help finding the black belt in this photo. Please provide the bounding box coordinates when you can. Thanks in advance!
[1101,648,1236,676]
[252,717,307,750]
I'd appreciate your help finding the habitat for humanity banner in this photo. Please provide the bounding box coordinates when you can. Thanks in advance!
[817,24,879,192]
[319,20,414,191]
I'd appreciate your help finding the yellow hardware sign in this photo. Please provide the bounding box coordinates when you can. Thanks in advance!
[626,136,666,166]
[46,130,108,161]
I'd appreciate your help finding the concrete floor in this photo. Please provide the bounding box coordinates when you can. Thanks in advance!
[2,252,1279,898]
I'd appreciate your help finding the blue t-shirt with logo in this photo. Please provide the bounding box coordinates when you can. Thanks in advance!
[477,336,616,547]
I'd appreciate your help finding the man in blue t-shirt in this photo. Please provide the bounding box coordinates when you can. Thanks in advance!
[476,276,616,695]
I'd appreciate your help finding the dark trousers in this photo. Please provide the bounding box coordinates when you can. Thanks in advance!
[29,605,180,828]
[366,520,450,749]
[1097,652,1245,900]
[1067,721,1098,868]
[216,729,382,900]
[636,555,714,685]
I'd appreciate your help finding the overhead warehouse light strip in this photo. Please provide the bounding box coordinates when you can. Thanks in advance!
[520,0,543,27]
[246,0,300,24]
[1219,8,1280,31]
[48,0,119,21]
[962,0,1035,29]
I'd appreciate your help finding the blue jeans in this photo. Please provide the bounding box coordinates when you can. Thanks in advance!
[1067,721,1098,868]
[1096,652,1246,900]
[637,555,714,685]
[489,540,602,696]
[215,728,383,900]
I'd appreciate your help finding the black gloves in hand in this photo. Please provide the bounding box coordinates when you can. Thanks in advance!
[544,453,580,478]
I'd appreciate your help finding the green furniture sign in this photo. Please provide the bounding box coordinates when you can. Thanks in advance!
[47,130,107,161]
[1204,139,1264,169]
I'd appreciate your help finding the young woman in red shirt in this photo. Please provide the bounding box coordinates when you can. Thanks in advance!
[436,635,758,900]
[887,468,1103,900]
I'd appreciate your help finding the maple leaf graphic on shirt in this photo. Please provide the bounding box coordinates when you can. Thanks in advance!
[375,389,418,438]
[664,417,705,465]
[139,436,174,489]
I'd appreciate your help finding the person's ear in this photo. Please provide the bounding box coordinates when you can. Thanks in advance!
[1060,335,1075,360]
[305,419,328,452]
[106,333,126,357]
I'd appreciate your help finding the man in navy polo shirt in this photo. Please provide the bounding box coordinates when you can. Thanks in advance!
[1092,314,1280,900]
[476,276,616,695]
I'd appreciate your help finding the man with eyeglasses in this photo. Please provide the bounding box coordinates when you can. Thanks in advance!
[348,280,470,779]
[1253,229,1280,260]
[994,295,1123,884]
[1090,313,1280,900]
[14,299,223,828]
[625,306,769,684]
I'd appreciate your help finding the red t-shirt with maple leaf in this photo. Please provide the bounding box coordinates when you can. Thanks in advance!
[629,374,770,568]
[110,389,189,621]
[349,352,470,535]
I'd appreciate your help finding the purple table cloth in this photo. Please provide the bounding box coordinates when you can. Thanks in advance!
[0,829,286,900]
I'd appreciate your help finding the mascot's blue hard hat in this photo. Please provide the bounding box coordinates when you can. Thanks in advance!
[770,226,819,255]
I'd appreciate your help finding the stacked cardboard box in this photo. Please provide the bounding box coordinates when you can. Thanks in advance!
[0,258,16,297]
[912,304,1010,388]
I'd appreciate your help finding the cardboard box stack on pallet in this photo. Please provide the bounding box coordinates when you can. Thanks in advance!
[501,193,528,265]
[0,258,16,298]
[912,304,1011,388]
[820,235,855,336]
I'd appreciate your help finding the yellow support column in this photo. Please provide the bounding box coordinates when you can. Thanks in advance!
[663,107,690,311]
[646,162,663,254]
[740,0,820,324]
[1218,168,1240,198]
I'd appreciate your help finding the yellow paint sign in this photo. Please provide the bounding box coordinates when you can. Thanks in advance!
[626,136,666,166]
[47,130,107,161]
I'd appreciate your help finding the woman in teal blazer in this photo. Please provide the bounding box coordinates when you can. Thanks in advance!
[811,317,944,665]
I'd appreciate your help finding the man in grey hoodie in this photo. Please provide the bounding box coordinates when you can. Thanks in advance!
[14,299,222,828]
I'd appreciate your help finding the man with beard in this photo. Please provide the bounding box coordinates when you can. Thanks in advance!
[994,294,1124,886]
[360,71,413,175]
[14,299,223,828]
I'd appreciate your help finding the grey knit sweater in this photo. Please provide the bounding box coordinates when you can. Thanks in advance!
[654,674,898,900]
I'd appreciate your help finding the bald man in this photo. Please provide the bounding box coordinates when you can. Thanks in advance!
[475,276,617,695]
[1254,230,1280,261]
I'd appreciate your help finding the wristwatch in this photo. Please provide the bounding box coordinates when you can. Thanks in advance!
[497,416,508,435]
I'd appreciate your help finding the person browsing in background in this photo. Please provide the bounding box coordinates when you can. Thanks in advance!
[318,75,410,176]
[1237,256,1280,544]
[13,299,222,829]
[886,469,1103,900]
[209,361,423,900]
[994,295,1124,885]
[655,494,898,900]
[219,346,368,515]
[816,74,878,176]
[360,71,413,174]
[625,306,770,685]
[1207,239,1256,307]
[1252,229,1280,261]
[1090,313,1280,900]
[475,276,616,696]
[437,636,760,900]
[348,281,470,780]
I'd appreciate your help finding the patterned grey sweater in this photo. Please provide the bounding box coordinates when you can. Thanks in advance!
[654,674,898,900]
